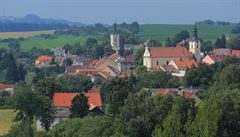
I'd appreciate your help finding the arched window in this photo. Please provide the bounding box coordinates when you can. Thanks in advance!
[166,61,169,65]
[156,61,159,66]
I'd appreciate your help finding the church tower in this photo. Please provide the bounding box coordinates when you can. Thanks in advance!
[110,22,120,52]
[189,24,201,62]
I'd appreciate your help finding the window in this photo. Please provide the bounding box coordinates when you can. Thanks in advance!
[156,61,159,66]
[166,61,169,65]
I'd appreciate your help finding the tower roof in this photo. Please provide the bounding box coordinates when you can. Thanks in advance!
[113,22,117,34]
[191,24,199,41]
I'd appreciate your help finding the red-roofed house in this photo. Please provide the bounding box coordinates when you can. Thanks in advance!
[35,55,53,68]
[202,55,228,65]
[143,46,193,70]
[52,92,102,108]
[168,59,198,77]
[117,55,135,72]
[37,87,103,131]
[0,84,14,95]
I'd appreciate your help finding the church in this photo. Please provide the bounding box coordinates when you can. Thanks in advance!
[110,22,120,52]
[143,24,201,70]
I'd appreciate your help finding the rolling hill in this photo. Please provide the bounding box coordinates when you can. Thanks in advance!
[137,24,235,43]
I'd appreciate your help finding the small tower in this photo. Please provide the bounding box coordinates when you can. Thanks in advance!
[189,24,201,62]
[110,22,120,53]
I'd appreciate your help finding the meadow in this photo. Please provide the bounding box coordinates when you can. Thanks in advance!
[0,109,16,135]
[0,30,55,39]
[0,35,88,50]
[137,24,235,43]
[0,24,236,50]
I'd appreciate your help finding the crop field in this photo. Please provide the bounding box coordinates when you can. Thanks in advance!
[0,30,55,39]
[0,109,16,135]
[0,35,88,50]
[137,24,235,43]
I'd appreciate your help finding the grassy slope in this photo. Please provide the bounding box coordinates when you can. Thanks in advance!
[137,24,234,43]
[0,30,55,39]
[0,109,16,135]
[0,35,88,50]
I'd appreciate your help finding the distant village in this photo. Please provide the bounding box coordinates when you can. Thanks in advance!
[1,23,240,132]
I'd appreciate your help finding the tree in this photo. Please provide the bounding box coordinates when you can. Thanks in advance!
[226,36,240,50]
[184,69,201,87]
[215,35,226,48]
[51,116,115,137]
[173,30,190,44]
[57,75,93,92]
[63,58,73,66]
[188,89,240,137]
[35,76,60,98]
[231,23,240,34]
[155,97,195,137]
[14,87,54,132]
[101,78,131,116]
[70,94,89,118]
[202,41,213,52]
[166,77,181,88]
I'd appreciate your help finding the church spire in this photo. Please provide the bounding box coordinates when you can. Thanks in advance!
[193,23,198,39]
[113,22,117,33]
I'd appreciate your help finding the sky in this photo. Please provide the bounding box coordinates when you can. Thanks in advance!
[0,0,239,24]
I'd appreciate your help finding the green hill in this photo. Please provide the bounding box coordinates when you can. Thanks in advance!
[137,24,235,43]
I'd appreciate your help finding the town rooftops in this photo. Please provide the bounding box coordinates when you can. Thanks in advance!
[76,69,112,79]
[121,55,135,63]
[202,55,228,65]
[0,84,14,90]
[172,59,198,69]
[147,47,192,58]
[52,92,102,108]
[232,50,240,56]
[37,55,52,61]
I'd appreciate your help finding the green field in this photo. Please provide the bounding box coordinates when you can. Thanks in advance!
[137,24,235,43]
[0,30,55,39]
[0,109,16,135]
[0,35,88,50]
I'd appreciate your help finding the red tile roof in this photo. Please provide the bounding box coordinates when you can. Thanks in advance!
[159,64,177,72]
[121,55,135,63]
[173,59,198,69]
[213,48,231,56]
[209,55,227,62]
[148,47,192,58]
[232,50,240,56]
[76,69,112,79]
[37,55,52,61]
[52,92,102,108]
[0,84,14,90]
[155,89,170,95]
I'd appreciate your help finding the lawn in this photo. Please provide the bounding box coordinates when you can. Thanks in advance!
[0,109,16,135]
[138,24,235,43]
[0,30,55,39]
[0,35,88,50]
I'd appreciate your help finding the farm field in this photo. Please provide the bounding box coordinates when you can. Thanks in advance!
[0,109,16,135]
[137,24,235,43]
[0,30,55,39]
[0,35,88,50]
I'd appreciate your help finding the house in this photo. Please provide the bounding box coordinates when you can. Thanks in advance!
[35,55,53,68]
[0,84,14,95]
[145,88,201,106]
[37,87,103,131]
[117,55,135,72]
[213,48,232,56]
[202,55,228,65]
[143,25,202,70]
[213,48,240,57]
[168,59,198,77]
[93,53,120,70]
